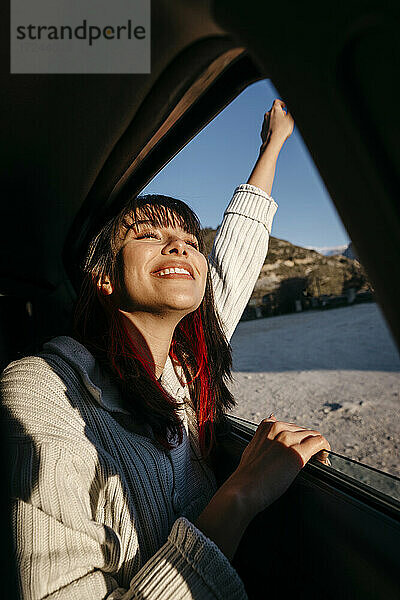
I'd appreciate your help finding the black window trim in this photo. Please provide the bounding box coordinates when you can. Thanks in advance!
[226,415,400,523]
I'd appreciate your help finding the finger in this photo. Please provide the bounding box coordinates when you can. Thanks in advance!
[252,421,313,459]
[274,429,322,447]
[260,421,312,433]
[301,433,330,451]
[297,435,331,466]
[262,113,270,125]
[258,420,312,441]
[258,413,276,425]
[261,119,269,142]
[262,414,309,425]
[261,415,312,430]
[315,449,331,466]
[272,98,287,112]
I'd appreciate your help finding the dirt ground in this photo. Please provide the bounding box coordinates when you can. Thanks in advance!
[228,303,400,484]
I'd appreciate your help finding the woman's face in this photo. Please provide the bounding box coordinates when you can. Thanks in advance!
[115,215,208,318]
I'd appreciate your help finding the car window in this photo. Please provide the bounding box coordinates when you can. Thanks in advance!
[228,415,400,504]
[142,79,400,491]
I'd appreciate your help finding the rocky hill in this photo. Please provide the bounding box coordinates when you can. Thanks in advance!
[202,228,372,306]
[343,241,358,260]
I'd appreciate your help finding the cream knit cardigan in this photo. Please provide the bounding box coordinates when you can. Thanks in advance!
[1,184,277,600]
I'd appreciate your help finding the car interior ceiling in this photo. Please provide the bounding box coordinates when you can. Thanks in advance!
[1,4,255,368]
[1,0,400,598]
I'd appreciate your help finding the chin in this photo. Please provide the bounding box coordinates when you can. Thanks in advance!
[162,295,202,315]
[167,302,200,315]
[163,288,201,304]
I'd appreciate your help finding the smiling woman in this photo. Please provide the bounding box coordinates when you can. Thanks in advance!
[74,194,224,455]
[1,100,331,599]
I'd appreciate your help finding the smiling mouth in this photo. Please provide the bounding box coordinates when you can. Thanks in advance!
[152,267,194,279]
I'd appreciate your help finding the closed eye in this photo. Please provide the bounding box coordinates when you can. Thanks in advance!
[135,232,160,240]
[134,230,198,248]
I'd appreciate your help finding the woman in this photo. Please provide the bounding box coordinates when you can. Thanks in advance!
[2,100,330,599]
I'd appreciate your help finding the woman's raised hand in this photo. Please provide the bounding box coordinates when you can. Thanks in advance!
[226,414,331,518]
[247,99,294,194]
[261,98,294,149]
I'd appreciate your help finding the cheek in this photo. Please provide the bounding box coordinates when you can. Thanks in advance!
[118,247,148,302]
[122,246,149,279]
[198,256,208,295]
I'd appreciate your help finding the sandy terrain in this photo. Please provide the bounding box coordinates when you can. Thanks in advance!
[228,303,400,487]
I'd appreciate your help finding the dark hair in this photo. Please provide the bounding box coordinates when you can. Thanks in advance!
[73,194,235,457]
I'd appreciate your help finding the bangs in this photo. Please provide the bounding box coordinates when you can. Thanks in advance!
[117,194,204,250]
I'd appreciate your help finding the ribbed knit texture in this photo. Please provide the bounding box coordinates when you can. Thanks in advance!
[1,184,277,600]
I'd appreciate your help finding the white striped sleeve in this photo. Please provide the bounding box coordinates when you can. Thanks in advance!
[2,358,247,600]
[209,184,278,341]
[8,435,247,600]
[126,518,247,599]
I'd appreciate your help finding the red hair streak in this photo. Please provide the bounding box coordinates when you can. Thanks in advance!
[108,307,214,457]
[109,311,183,449]
[171,309,215,456]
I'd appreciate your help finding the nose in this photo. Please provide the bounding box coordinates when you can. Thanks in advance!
[162,236,188,256]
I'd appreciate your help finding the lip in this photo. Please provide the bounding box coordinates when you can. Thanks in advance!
[151,262,195,278]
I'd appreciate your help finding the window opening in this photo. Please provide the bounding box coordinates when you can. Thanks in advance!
[143,79,400,483]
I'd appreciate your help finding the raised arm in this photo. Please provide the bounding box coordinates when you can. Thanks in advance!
[209,99,294,340]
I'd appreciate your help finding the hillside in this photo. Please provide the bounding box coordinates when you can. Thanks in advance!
[202,228,372,305]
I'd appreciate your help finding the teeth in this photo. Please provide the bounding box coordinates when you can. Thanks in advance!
[156,267,191,277]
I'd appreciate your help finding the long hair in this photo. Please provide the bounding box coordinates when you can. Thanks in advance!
[73,194,235,457]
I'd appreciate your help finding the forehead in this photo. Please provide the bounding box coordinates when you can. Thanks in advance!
[121,205,197,236]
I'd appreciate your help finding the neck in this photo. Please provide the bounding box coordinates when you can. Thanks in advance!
[119,310,181,379]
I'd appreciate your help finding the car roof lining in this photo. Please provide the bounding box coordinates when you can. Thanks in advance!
[64,47,262,289]
[107,48,245,206]
[0,1,246,296]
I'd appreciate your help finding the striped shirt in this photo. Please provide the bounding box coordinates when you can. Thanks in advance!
[1,184,277,600]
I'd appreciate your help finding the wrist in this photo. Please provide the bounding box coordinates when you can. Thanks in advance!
[221,477,257,523]
[195,480,254,561]
[260,132,285,155]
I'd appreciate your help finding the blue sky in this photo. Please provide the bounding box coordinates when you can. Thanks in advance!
[142,79,350,250]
